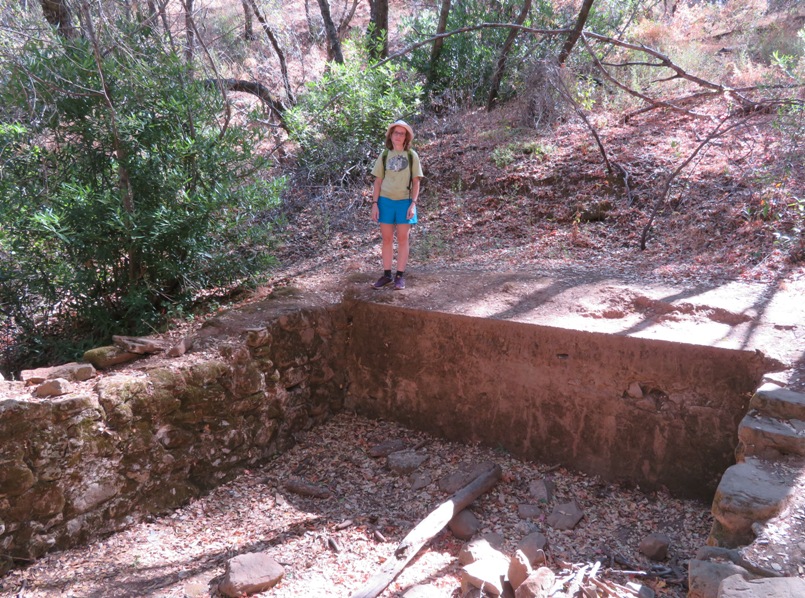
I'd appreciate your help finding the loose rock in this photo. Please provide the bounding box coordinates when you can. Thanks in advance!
[449,508,480,540]
[639,532,671,561]
[33,378,72,398]
[546,500,584,530]
[218,552,284,597]
[514,567,555,598]
[386,449,427,474]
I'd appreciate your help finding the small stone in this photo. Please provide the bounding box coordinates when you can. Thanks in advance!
[459,536,507,566]
[33,378,72,398]
[517,532,548,566]
[528,478,555,503]
[546,500,584,530]
[639,532,671,561]
[368,439,407,457]
[387,449,427,474]
[409,471,432,490]
[218,552,284,597]
[461,556,509,597]
[507,549,532,590]
[517,503,542,519]
[449,509,480,540]
[627,382,644,398]
[514,567,555,598]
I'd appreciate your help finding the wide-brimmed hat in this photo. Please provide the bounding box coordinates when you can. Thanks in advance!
[385,120,414,142]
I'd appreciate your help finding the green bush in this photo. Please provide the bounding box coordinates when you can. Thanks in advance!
[285,37,423,185]
[0,24,283,370]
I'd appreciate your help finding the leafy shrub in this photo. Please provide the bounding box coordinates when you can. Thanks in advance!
[0,23,283,370]
[285,37,423,185]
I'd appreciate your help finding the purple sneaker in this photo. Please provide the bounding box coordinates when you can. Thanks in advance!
[372,274,393,289]
[393,274,406,290]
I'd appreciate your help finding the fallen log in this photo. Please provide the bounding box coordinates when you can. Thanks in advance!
[350,462,503,598]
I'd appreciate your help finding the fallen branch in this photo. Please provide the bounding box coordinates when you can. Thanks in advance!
[349,463,503,598]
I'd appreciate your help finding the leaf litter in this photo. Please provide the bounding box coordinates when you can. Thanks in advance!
[2,413,711,597]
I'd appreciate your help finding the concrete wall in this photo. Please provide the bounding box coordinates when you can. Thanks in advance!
[344,302,772,499]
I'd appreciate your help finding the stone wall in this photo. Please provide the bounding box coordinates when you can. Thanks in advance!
[0,306,348,567]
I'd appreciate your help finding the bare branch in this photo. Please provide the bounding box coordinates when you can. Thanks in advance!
[547,62,613,176]
[601,60,665,68]
[623,90,722,120]
[336,0,360,39]
[213,79,288,126]
[582,29,760,110]
[183,4,232,136]
[579,33,710,119]
[247,0,296,104]
[639,115,751,250]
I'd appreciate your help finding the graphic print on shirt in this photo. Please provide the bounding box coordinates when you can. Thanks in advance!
[387,154,409,172]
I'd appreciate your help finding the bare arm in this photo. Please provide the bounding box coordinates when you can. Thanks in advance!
[411,177,420,202]
[407,177,421,219]
[371,177,382,221]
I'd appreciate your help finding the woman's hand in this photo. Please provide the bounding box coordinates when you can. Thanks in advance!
[407,202,416,220]
[371,202,379,222]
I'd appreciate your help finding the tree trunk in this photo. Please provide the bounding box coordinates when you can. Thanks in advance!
[316,0,344,62]
[304,0,316,38]
[427,0,451,86]
[39,0,77,38]
[486,0,532,111]
[246,0,296,103]
[557,0,594,66]
[79,4,139,281]
[241,0,255,40]
[144,0,159,29]
[336,0,360,39]
[368,0,388,59]
[183,0,195,64]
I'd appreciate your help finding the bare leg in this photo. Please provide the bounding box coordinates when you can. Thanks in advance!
[396,224,411,272]
[380,223,395,270]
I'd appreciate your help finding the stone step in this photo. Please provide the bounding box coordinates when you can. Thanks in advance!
[750,383,805,421]
[708,456,801,549]
[737,413,805,459]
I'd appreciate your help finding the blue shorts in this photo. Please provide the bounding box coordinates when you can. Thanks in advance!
[377,196,417,225]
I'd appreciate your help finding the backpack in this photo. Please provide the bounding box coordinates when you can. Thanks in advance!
[381,148,414,195]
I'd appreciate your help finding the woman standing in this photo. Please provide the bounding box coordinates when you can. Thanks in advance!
[370,120,424,290]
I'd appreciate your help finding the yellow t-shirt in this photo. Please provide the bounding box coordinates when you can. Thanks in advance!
[371,149,423,200]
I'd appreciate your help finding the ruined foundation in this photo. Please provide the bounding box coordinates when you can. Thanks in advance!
[1,298,802,596]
